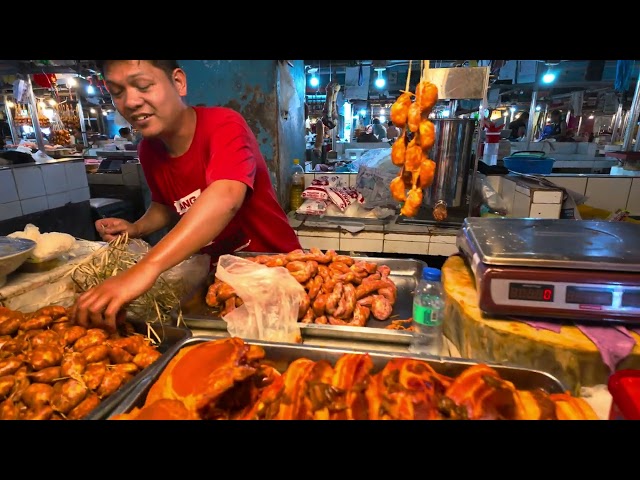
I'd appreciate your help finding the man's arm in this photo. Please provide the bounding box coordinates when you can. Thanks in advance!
[133,201,177,238]
[135,179,247,276]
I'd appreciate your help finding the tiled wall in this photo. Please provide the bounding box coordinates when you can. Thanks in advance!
[304,173,357,188]
[487,174,640,216]
[547,176,639,215]
[0,161,90,222]
[295,228,459,257]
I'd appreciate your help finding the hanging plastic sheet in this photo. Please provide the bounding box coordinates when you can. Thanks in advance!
[615,60,633,92]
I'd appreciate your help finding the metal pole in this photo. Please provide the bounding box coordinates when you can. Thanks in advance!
[3,95,19,145]
[526,89,538,143]
[25,76,46,152]
[611,102,623,143]
[622,73,640,151]
[76,101,87,147]
[468,66,490,218]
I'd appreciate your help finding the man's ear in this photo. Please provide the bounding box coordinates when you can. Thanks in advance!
[173,68,188,97]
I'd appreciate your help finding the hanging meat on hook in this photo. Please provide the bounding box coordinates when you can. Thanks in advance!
[322,82,341,130]
[388,67,439,218]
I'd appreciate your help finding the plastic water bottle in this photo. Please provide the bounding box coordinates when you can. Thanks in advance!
[289,158,305,212]
[409,267,445,355]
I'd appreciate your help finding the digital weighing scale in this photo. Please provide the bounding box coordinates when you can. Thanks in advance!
[456,217,640,323]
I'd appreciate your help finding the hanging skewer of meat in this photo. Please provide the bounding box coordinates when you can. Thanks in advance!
[388,60,441,218]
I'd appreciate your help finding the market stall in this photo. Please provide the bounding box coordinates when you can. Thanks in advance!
[0,60,631,421]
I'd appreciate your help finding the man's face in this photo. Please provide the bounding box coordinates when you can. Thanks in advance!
[103,61,187,139]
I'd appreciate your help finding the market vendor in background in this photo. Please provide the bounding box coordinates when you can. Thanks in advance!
[71,59,301,331]
[539,109,571,141]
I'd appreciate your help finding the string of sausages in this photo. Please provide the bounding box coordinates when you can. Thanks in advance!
[389,60,440,218]
[205,248,398,327]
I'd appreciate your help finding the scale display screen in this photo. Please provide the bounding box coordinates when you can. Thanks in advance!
[508,283,554,302]
[622,291,640,308]
[565,286,613,306]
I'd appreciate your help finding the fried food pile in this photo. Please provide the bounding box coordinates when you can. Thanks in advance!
[113,337,598,420]
[0,305,162,420]
[389,76,439,218]
[205,248,397,327]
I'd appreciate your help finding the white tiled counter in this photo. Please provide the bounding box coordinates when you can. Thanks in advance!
[289,211,459,257]
[0,158,90,222]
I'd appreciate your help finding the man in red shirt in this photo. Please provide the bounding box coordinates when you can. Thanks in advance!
[73,60,301,330]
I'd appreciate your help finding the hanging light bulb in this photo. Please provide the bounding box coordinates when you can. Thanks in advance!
[374,68,386,89]
[308,67,319,87]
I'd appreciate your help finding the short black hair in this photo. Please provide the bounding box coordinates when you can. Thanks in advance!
[119,127,131,136]
[95,60,181,79]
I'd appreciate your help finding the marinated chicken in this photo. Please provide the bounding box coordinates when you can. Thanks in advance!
[113,337,599,421]
[0,305,163,420]
[205,249,398,328]
[388,74,440,218]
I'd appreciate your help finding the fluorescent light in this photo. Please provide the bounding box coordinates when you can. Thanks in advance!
[375,77,386,88]
[359,109,366,116]
[542,72,556,83]
[87,85,95,95]
[536,105,541,111]
[310,75,319,87]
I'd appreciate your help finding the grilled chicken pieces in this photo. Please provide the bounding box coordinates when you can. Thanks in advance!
[114,338,598,421]
[388,79,440,218]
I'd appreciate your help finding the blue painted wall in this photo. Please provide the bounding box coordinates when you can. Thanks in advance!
[179,60,306,208]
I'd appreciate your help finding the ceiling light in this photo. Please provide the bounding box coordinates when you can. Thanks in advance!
[374,68,386,89]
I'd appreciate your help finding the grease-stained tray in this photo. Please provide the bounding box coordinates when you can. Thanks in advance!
[105,336,567,418]
[171,255,427,346]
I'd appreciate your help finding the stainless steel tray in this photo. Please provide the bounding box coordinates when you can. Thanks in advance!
[171,255,426,346]
[83,322,192,420]
[106,336,567,418]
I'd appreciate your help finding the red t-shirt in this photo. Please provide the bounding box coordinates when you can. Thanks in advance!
[138,106,301,265]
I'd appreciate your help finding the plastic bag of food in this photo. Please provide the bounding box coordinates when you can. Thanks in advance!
[215,254,306,343]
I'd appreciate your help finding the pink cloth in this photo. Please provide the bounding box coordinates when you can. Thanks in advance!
[576,324,636,373]
[517,319,638,373]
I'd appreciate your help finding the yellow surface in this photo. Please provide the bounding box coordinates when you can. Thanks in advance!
[578,204,640,223]
[441,255,640,394]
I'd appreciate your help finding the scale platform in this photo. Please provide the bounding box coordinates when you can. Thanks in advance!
[457,217,640,323]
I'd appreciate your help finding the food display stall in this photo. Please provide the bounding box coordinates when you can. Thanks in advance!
[2,59,639,421]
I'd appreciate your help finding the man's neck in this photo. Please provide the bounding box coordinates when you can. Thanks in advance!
[160,106,197,157]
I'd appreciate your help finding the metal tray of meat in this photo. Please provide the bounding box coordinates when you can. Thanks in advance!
[83,322,192,420]
[105,336,567,418]
[170,255,426,346]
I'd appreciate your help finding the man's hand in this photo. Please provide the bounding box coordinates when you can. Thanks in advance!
[70,262,160,332]
[95,217,140,242]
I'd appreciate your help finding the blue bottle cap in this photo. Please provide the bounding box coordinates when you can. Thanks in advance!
[422,267,441,282]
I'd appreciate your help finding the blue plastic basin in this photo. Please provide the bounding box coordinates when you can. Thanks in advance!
[503,151,555,174]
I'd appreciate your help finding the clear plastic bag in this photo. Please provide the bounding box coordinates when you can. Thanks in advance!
[215,254,306,343]
[472,173,507,216]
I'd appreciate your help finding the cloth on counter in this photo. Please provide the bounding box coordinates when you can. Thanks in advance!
[520,320,563,333]
[576,324,636,374]
[518,319,638,374]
